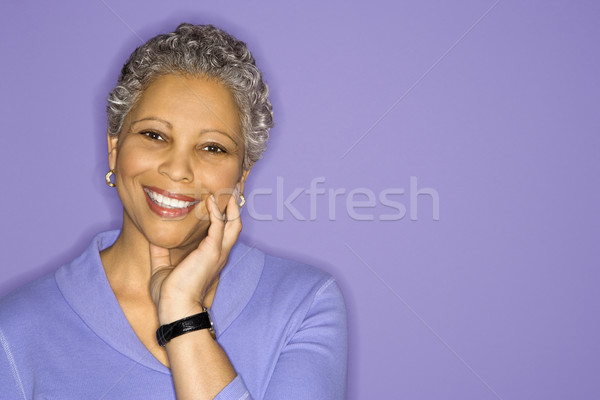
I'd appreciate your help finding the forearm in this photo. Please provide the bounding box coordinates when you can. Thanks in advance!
[161,303,237,400]
[150,190,245,399]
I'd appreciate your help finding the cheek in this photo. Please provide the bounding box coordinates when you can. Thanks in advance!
[115,145,151,180]
[196,162,241,206]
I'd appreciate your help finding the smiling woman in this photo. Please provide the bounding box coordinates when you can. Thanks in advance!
[0,23,347,400]
[107,75,246,250]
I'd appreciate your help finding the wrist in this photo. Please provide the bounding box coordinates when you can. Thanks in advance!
[158,300,206,325]
[156,308,215,346]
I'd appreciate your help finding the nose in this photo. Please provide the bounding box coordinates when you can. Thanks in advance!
[158,148,194,182]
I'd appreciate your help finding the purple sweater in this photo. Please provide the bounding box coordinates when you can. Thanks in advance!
[0,231,347,399]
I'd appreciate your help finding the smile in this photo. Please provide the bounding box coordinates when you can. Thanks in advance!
[144,188,198,209]
[143,186,200,218]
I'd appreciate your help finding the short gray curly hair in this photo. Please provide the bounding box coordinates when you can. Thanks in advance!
[106,23,273,169]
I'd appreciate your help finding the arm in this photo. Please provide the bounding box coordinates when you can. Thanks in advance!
[150,192,242,400]
[264,278,348,400]
[211,277,348,400]
[160,303,238,399]
[0,325,27,400]
[151,191,347,399]
[184,276,348,400]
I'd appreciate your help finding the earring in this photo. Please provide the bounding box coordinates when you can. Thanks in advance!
[105,170,116,187]
[238,194,246,208]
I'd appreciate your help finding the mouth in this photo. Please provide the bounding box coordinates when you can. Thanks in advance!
[143,186,200,218]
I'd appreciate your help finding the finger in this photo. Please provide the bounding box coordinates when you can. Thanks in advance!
[203,194,225,252]
[225,185,242,224]
[222,189,242,252]
[149,243,172,273]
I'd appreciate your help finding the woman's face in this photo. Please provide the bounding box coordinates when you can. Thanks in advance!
[108,74,248,249]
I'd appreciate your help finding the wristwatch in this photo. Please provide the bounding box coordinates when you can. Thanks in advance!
[156,308,215,346]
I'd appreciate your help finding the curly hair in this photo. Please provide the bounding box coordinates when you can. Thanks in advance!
[106,23,273,169]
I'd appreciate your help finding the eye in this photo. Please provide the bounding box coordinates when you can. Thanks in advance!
[140,131,164,141]
[201,143,226,154]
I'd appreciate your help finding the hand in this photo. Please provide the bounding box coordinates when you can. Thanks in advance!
[149,188,242,323]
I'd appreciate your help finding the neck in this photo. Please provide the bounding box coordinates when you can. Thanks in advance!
[100,217,204,295]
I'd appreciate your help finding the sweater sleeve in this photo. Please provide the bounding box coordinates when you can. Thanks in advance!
[216,277,347,400]
[0,325,27,400]
[214,375,253,400]
[263,278,348,400]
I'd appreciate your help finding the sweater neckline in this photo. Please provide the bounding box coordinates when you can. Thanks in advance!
[54,230,264,373]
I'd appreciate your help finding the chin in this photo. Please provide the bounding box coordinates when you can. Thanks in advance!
[145,226,207,250]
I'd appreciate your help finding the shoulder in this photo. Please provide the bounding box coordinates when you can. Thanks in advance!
[0,271,62,324]
[0,230,119,336]
[227,241,336,294]
[251,248,346,317]
[0,230,119,324]
[262,253,336,294]
[0,268,72,380]
[224,241,346,315]
[221,244,347,341]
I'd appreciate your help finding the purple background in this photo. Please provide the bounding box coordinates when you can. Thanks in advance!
[1,1,599,399]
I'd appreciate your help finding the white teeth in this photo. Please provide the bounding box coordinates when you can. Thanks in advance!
[145,188,196,209]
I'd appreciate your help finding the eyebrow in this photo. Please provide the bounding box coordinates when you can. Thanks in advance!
[131,117,173,129]
[201,129,240,147]
[130,117,240,147]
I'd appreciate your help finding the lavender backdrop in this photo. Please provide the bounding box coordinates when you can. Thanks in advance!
[1,1,598,399]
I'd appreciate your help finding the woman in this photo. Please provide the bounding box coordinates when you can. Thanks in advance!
[0,23,347,399]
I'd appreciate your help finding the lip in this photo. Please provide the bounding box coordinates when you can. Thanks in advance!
[144,186,198,202]
[143,186,200,219]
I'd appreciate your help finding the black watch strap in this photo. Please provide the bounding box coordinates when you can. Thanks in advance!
[156,309,214,346]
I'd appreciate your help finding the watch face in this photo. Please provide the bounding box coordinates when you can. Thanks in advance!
[204,307,215,333]
[204,308,216,340]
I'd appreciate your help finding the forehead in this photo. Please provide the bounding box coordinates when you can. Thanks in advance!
[127,74,243,139]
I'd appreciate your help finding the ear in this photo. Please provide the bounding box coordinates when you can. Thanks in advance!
[238,168,251,194]
[107,132,118,170]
